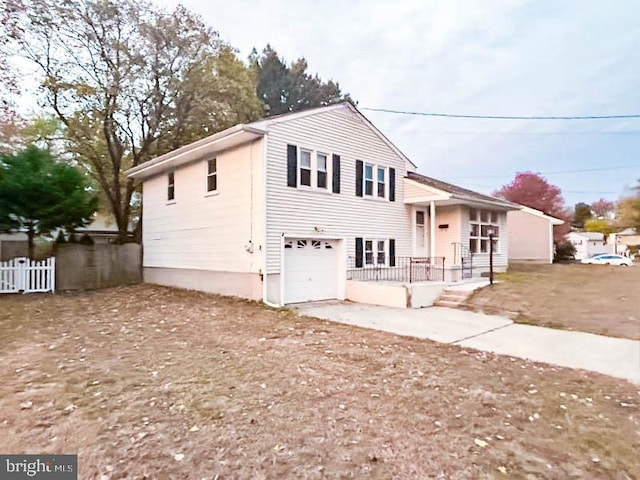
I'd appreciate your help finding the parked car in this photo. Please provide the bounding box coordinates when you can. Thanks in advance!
[581,254,633,266]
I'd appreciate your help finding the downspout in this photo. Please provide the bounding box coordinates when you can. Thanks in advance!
[261,134,279,308]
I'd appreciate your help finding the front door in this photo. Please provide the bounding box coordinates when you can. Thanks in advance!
[414,209,428,257]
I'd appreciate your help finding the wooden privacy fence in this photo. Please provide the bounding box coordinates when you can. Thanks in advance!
[0,257,55,293]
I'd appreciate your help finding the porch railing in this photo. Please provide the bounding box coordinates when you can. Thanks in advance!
[347,256,445,283]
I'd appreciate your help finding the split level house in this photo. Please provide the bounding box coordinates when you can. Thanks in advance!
[126,102,518,307]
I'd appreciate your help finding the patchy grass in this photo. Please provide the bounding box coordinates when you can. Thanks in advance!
[0,285,639,479]
[466,262,640,340]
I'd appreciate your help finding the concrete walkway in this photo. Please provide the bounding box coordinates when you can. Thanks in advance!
[295,302,640,385]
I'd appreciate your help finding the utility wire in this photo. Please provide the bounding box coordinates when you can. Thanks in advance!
[447,164,638,180]
[363,107,640,120]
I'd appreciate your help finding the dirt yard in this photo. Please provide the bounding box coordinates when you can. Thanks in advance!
[1,285,639,479]
[465,262,640,340]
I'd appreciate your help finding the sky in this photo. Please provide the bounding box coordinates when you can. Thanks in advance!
[151,0,640,208]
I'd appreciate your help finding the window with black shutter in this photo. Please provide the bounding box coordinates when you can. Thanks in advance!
[355,237,363,268]
[287,144,297,187]
[389,168,396,202]
[332,154,341,193]
[355,160,363,197]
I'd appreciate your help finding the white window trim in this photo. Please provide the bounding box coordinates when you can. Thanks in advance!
[469,209,500,254]
[376,166,386,198]
[297,148,333,192]
[298,149,313,188]
[363,163,387,200]
[364,237,388,266]
[167,171,175,203]
[206,158,218,195]
[317,152,329,190]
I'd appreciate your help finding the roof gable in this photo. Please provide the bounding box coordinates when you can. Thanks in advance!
[406,172,518,209]
[249,102,417,169]
[126,102,417,180]
[517,206,565,225]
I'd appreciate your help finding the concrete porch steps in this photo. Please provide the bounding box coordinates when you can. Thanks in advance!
[433,289,472,308]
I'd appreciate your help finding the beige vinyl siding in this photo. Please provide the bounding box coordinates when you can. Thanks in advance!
[142,139,264,273]
[507,210,553,262]
[264,107,412,272]
[433,206,463,266]
[404,180,429,200]
[460,206,508,268]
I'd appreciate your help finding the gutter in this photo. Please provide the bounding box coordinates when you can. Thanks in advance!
[125,125,267,180]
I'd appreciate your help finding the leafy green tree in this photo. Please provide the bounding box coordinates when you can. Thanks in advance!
[0,115,63,154]
[0,146,98,257]
[584,218,615,241]
[616,197,640,231]
[19,0,262,242]
[250,45,350,116]
[572,202,592,228]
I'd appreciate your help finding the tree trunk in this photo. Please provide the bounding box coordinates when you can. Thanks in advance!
[27,226,35,260]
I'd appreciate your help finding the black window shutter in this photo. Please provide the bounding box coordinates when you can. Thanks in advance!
[287,144,297,187]
[389,239,396,267]
[389,168,396,202]
[332,154,341,194]
[355,160,363,197]
[355,237,363,268]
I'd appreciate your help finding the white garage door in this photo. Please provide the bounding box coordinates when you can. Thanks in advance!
[284,238,339,304]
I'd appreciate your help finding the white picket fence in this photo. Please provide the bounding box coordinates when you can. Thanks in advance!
[0,257,56,293]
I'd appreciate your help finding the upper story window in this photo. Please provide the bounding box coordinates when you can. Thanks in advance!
[317,153,328,189]
[469,208,499,254]
[287,144,340,193]
[377,167,385,198]
[356,161,393,200]
[207,158,217,192]
[364,164,374,196]
[167,172,175,201]
[300,150,312,187]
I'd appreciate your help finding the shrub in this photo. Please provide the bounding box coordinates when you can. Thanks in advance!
[554,241,576,262]
[79,233,94,245]
[54,230,67,243]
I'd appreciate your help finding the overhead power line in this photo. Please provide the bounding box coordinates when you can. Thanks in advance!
[447,164,639,180]
[362,107,640,121]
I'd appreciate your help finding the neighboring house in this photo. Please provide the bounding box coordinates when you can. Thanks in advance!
[609,227,640,256]
[507,206,564,264]
[0,233,28,261]
[126,102,517,307]
[75,212,134,244]
[567,231,612,260]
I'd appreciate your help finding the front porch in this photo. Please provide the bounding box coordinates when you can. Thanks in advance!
[344,274,489,309]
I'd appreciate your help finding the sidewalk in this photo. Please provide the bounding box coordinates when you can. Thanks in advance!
[294,302,640,384]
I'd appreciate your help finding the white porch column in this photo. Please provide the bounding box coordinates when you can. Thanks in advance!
[429,201,436,258]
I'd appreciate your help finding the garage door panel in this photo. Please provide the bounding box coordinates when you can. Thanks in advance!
[284,239,338,304]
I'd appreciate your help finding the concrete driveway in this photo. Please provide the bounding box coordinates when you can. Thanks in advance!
[295,302,640,385]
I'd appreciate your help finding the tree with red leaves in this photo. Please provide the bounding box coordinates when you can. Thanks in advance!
[494,172,571,241]
[591,198,616,219]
